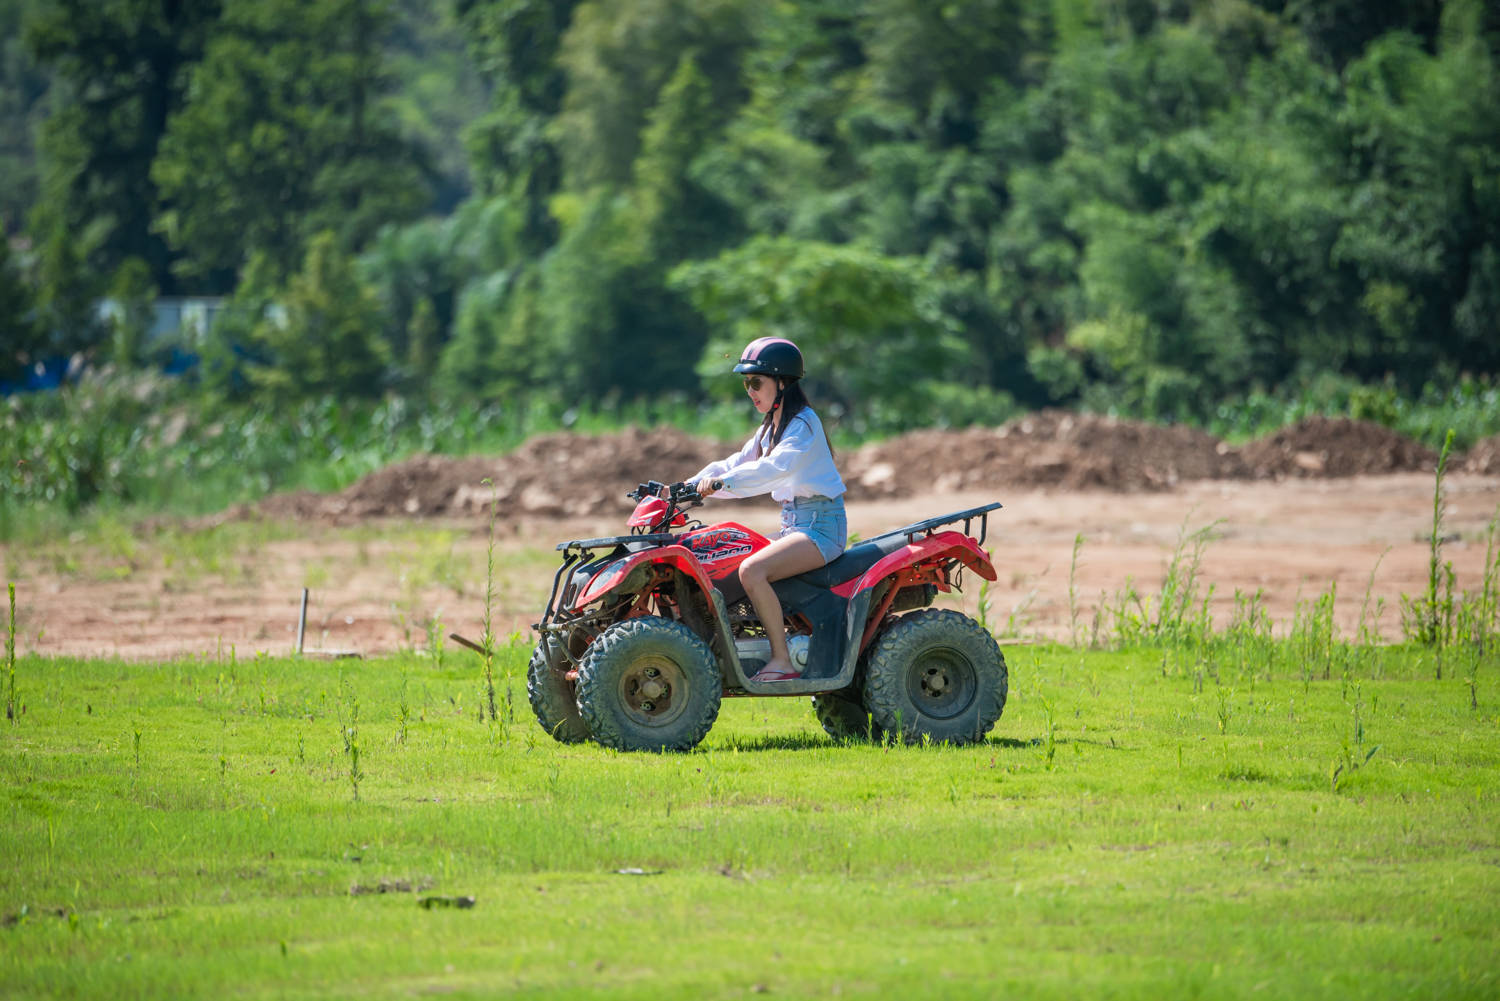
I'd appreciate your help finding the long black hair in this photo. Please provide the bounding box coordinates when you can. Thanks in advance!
[757,378,833,459]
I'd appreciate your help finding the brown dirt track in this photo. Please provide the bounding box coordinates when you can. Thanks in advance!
[6,414,1497,661]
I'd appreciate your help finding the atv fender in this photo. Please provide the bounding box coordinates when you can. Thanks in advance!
[573,546,715,607]
[570,546,747,688]
[830,530,996,600]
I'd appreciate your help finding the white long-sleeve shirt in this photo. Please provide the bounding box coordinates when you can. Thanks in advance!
[691,408,846,503]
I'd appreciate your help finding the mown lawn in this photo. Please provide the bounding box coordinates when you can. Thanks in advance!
[1,641,1496,999]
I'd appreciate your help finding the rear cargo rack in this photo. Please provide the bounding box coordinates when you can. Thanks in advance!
[869,501,1003,547]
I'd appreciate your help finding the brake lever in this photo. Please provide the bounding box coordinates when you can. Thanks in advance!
[669,480,704,505]
[629,480,667,501]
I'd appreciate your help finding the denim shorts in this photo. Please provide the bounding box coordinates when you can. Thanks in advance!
[780,495,848,564]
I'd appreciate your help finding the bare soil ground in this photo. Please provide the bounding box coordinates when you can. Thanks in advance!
[5,415,1497,661]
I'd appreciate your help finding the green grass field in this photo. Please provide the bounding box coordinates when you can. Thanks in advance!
[2,637,1496,1000]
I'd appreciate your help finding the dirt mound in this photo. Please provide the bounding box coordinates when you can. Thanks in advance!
[1235,416,1436,479]
[844,410,1240,497]
[259,427,734,522]
[1462,435,1500,476]
[250,412,1482,524]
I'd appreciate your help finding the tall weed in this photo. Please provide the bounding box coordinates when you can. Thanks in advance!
[1223,588,1273,681]
[1288,583,1340,684]
[5,582,14,722]
[1152,520,1219,646]
[1097,520,1218,652]
[1402,430,1457,647]
[481,481,499,722]
[1461,508,1500,654]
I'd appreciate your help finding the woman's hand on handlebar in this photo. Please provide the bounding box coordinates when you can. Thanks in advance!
[655,480,709,500]
[695,477,721,498]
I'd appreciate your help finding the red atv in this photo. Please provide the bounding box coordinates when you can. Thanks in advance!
[528,480,1008,751]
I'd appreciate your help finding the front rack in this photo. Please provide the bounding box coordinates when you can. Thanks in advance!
[556,533,675,553]
[537,533,680,630]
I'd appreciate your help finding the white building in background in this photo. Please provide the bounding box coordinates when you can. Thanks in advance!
[95,295,227,344]
[149,296,228,344]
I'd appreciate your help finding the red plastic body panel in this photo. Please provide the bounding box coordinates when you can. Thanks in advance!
[570,545,717,609]
[830,530,997,599]
[627,496,688,528]
[673,522,771,584]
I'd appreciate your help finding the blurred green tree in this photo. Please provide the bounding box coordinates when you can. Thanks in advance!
[458,0,579,258]
[1330,3,1500,382]
[0,223,41,383]
[104,256,157,369]
[437,4,753,404]
[439,267,533,399]
[687,0,863,241]
[244,231,389,402]
[152,0,428,288]
[0,0,52,236]
[550,0,751,191]
[1273,0,1443,70]
[671,236,1009,432]
[25,0,221,299]
[857,0,1033,146]
[383,0,488,211]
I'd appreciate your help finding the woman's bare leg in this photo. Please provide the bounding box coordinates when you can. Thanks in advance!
[738,534,826,678]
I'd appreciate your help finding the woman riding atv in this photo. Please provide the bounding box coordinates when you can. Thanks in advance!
[682,337,846,683]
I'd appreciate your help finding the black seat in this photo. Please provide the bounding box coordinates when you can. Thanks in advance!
[712,534,911,610]
[792,534,910,588]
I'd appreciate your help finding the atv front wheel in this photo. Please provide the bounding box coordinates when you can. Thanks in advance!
[863,609,1007,745]
[576,616,721,752]
[812,688,884,743]
[527,636,590,744]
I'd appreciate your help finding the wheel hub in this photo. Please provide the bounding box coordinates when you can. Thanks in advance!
[907,647,977,720]
[620,655,685,726]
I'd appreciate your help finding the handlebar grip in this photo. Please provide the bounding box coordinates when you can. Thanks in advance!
[709,479,724,493]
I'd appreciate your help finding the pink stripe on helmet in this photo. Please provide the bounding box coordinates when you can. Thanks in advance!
[742,336,796,361]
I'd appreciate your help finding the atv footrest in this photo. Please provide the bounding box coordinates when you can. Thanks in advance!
[729,676,850,698]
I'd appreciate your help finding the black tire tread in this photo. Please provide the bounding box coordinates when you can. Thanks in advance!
[577,616,721,752]
[526,638,590,744]
[863,608,1008,745]
[812,689,884,743]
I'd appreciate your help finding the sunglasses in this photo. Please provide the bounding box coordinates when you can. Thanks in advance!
[743,375,770,392]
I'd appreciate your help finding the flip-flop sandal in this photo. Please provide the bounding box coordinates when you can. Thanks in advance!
[751,667,802,683]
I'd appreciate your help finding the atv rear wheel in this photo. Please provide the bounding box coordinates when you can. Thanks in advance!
[812,689,884,743]
[576,616,721,752]
[863,609,1007,745]
[527,636,590,744]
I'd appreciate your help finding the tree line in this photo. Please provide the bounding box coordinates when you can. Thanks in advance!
[2,0,1498,434]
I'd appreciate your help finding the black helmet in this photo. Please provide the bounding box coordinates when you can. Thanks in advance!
[732,336,804,379]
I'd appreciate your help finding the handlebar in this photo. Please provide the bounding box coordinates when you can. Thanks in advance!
[626,480,705,504]
[626,480,664,501]
[624,479,705,534]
